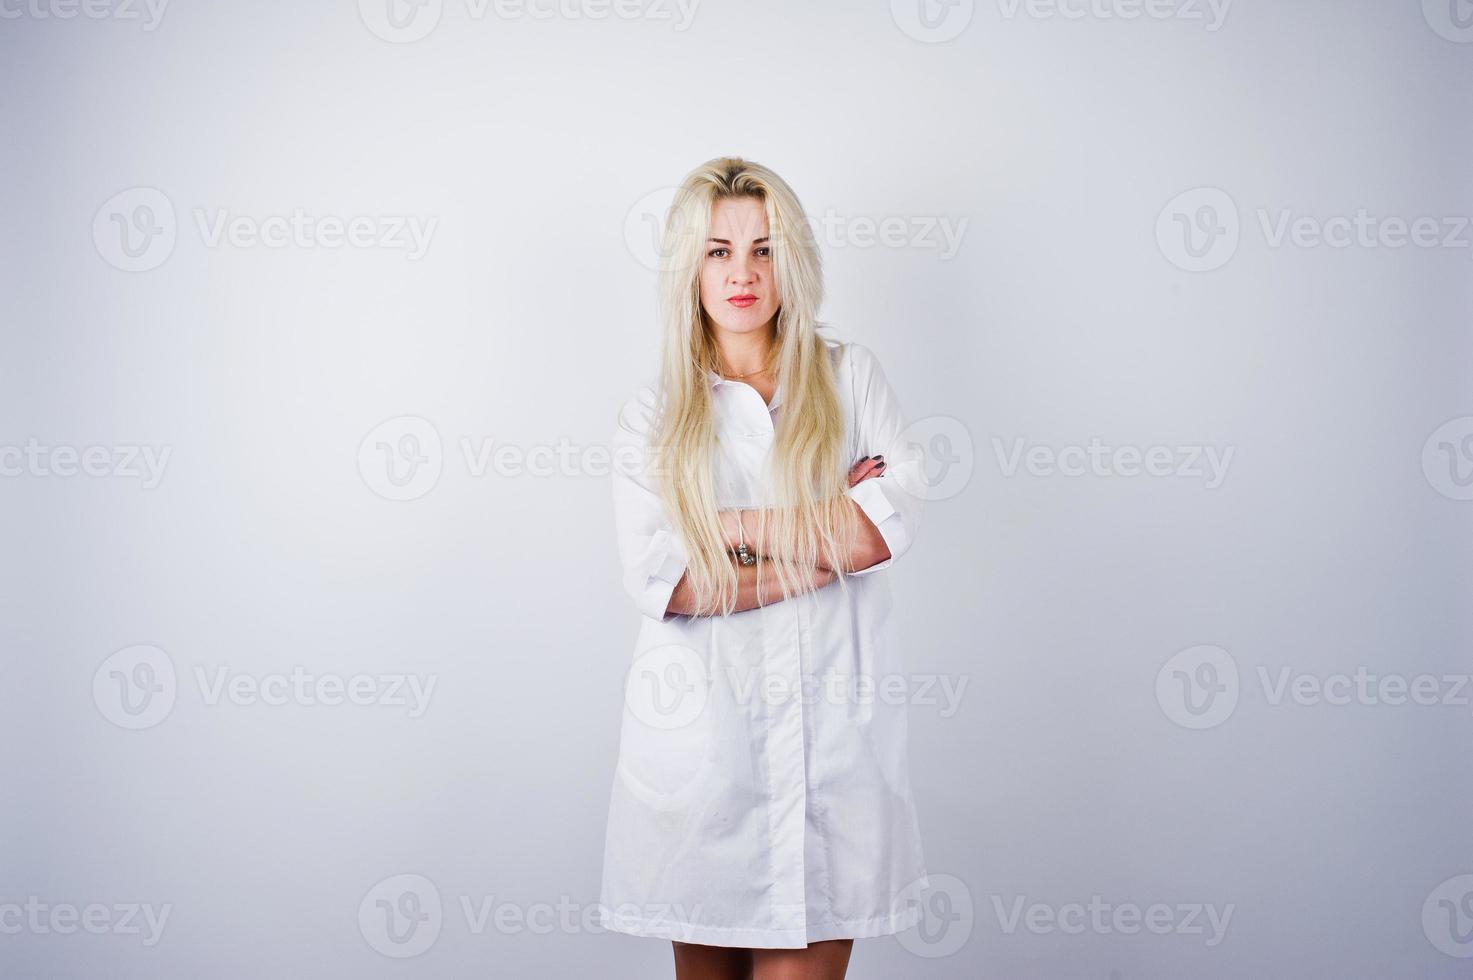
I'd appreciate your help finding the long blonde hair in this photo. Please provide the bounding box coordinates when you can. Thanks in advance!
[650,156,860,616]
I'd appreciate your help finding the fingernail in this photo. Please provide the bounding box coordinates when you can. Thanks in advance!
[874,455,884,461]
[876,461,886,469]
[859,455,870,461]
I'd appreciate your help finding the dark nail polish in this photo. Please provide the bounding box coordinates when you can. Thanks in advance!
[874,455,884,461]
[876,461,886,468]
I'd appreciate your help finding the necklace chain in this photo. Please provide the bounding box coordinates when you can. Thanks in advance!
[718,353,775,380]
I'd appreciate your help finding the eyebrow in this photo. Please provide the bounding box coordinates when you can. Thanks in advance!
[706,237,770,245]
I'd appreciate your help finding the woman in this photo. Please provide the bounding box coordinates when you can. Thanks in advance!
[599,157,930,980]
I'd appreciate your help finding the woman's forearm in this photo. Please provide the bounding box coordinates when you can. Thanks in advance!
[718,498,890,574]
[665,553,838,617]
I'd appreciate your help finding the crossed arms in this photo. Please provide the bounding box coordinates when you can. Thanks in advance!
[664,455,891,617]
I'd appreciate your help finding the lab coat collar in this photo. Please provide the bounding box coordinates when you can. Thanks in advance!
[706,368,783,411]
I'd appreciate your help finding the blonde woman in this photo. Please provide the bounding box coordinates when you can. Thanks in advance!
[599,157,929,980]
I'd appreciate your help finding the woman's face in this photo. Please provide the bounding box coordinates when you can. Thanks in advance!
[699,195,781,337]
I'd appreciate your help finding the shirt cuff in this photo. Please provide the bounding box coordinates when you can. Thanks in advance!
[641,527,691,621]
[845,478,899,576]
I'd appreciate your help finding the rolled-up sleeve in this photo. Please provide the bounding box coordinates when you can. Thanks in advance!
[611,387,691,621]
[845,343,926,577]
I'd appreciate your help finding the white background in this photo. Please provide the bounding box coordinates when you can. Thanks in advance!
[2,0,1471,976]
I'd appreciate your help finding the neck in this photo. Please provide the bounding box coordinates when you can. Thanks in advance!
[712,322,777,376]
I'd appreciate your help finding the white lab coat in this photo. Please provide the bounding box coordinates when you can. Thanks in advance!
[597,338,930,949]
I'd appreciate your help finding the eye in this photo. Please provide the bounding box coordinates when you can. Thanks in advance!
[755,246,771,257]
[708,247,730,258]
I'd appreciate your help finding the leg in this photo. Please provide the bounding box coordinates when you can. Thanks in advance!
[672,940,754,980]
[751,939,854,980]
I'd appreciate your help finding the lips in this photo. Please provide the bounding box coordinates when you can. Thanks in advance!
[728,295,758,308]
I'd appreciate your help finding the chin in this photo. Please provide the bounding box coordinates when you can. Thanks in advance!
[708,307,778,334]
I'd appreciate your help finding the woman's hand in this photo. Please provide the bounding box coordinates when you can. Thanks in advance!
[847,454,886,488]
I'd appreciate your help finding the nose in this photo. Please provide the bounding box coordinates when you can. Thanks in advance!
[729,254,757,287]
